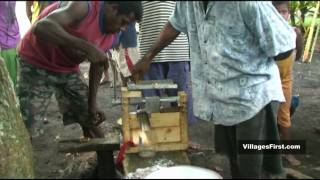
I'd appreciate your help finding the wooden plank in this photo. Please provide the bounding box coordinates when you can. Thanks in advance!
[58,137,120,153]
[129,113,140,129]
[123,151,190,175]
[160,106,180,113]
[127,91,142,98]
[122,88,131,142]
[154,127,181,143]
[129,112,180,129]
[126,143,188,153]
[130,127,181,145]
[155,143,188,152]
[150,112,180,128]
[178,91,189,145]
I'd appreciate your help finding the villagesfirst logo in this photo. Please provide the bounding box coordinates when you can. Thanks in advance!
[238,140,306,154]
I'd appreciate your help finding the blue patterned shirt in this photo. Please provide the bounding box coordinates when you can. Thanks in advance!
[169,1,296,126]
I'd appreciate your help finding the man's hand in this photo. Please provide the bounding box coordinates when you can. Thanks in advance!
[89,110,106,126]
[130,53,153,83]
[131,22,181,83]
[81,110,106,139]
[82,126,104,138]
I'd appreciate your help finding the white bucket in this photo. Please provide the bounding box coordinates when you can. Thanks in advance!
[144,165,223,179]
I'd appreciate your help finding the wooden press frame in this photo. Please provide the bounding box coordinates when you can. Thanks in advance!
[121,87,189,153]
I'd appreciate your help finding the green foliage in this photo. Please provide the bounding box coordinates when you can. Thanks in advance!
[290,1,318,27]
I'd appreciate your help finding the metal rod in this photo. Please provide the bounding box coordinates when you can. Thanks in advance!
[127,80,178,90]
[112,60,117,100]
[111,96,180,106]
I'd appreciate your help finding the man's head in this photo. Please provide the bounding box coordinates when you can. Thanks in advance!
[104,1,142,33]
[272,1,290,21]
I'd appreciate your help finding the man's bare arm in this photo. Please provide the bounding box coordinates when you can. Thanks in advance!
[32,2,107,63]
[131,22,180,81]
[32,2,88,49]
[38,1,50,13]
[144,22,180,63]
[88,63,105,113]
[294,27,304,61]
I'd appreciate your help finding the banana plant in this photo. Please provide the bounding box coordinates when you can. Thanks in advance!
[290,1,317,32]
[299,1,317,24]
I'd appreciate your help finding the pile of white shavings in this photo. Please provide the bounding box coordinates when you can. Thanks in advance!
[125,159,175,179]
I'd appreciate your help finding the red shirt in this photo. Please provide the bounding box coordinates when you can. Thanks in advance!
[18,1,116,73]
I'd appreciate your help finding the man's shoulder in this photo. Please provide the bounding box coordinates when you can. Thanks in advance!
[235,1,275,21]
[293,27,302,34]
[142,1,175,9]
[237,1,272,12]
[237,1,271,7]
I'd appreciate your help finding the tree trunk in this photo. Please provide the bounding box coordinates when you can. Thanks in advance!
[301,13,306,25]
[290,10,296,26]
[0,57,34,178]
[300,7,308,25]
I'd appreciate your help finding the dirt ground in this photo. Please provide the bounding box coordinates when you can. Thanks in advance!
[31,51,320,179]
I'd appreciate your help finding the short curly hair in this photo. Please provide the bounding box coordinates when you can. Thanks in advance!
[107,1,143,22]
[272,1,290,9]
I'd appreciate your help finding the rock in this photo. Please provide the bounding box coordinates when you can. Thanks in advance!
[312,167,320,171]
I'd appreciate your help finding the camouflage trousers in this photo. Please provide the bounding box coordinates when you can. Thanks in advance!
[17,60,89,138]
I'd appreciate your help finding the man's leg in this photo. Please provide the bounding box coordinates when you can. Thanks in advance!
[17,61,55,139]
[58,71,115,177]
[235,107,268,178]
[277,57,300,166]
[166,61,196,124]
[100,63,110,85]
[262,102,284,176]
[239,102,282,178]
[215,102,282,178]
[214,125,240,178]
[56,71,104,138]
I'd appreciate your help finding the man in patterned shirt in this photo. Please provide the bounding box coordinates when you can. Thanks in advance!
[132,2,296,178]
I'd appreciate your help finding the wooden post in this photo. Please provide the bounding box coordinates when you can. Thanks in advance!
[178,91,188,146]
[308,22,320,63]
[96,151,116,179]
[303,1,320,62]
[121,87,131,142]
